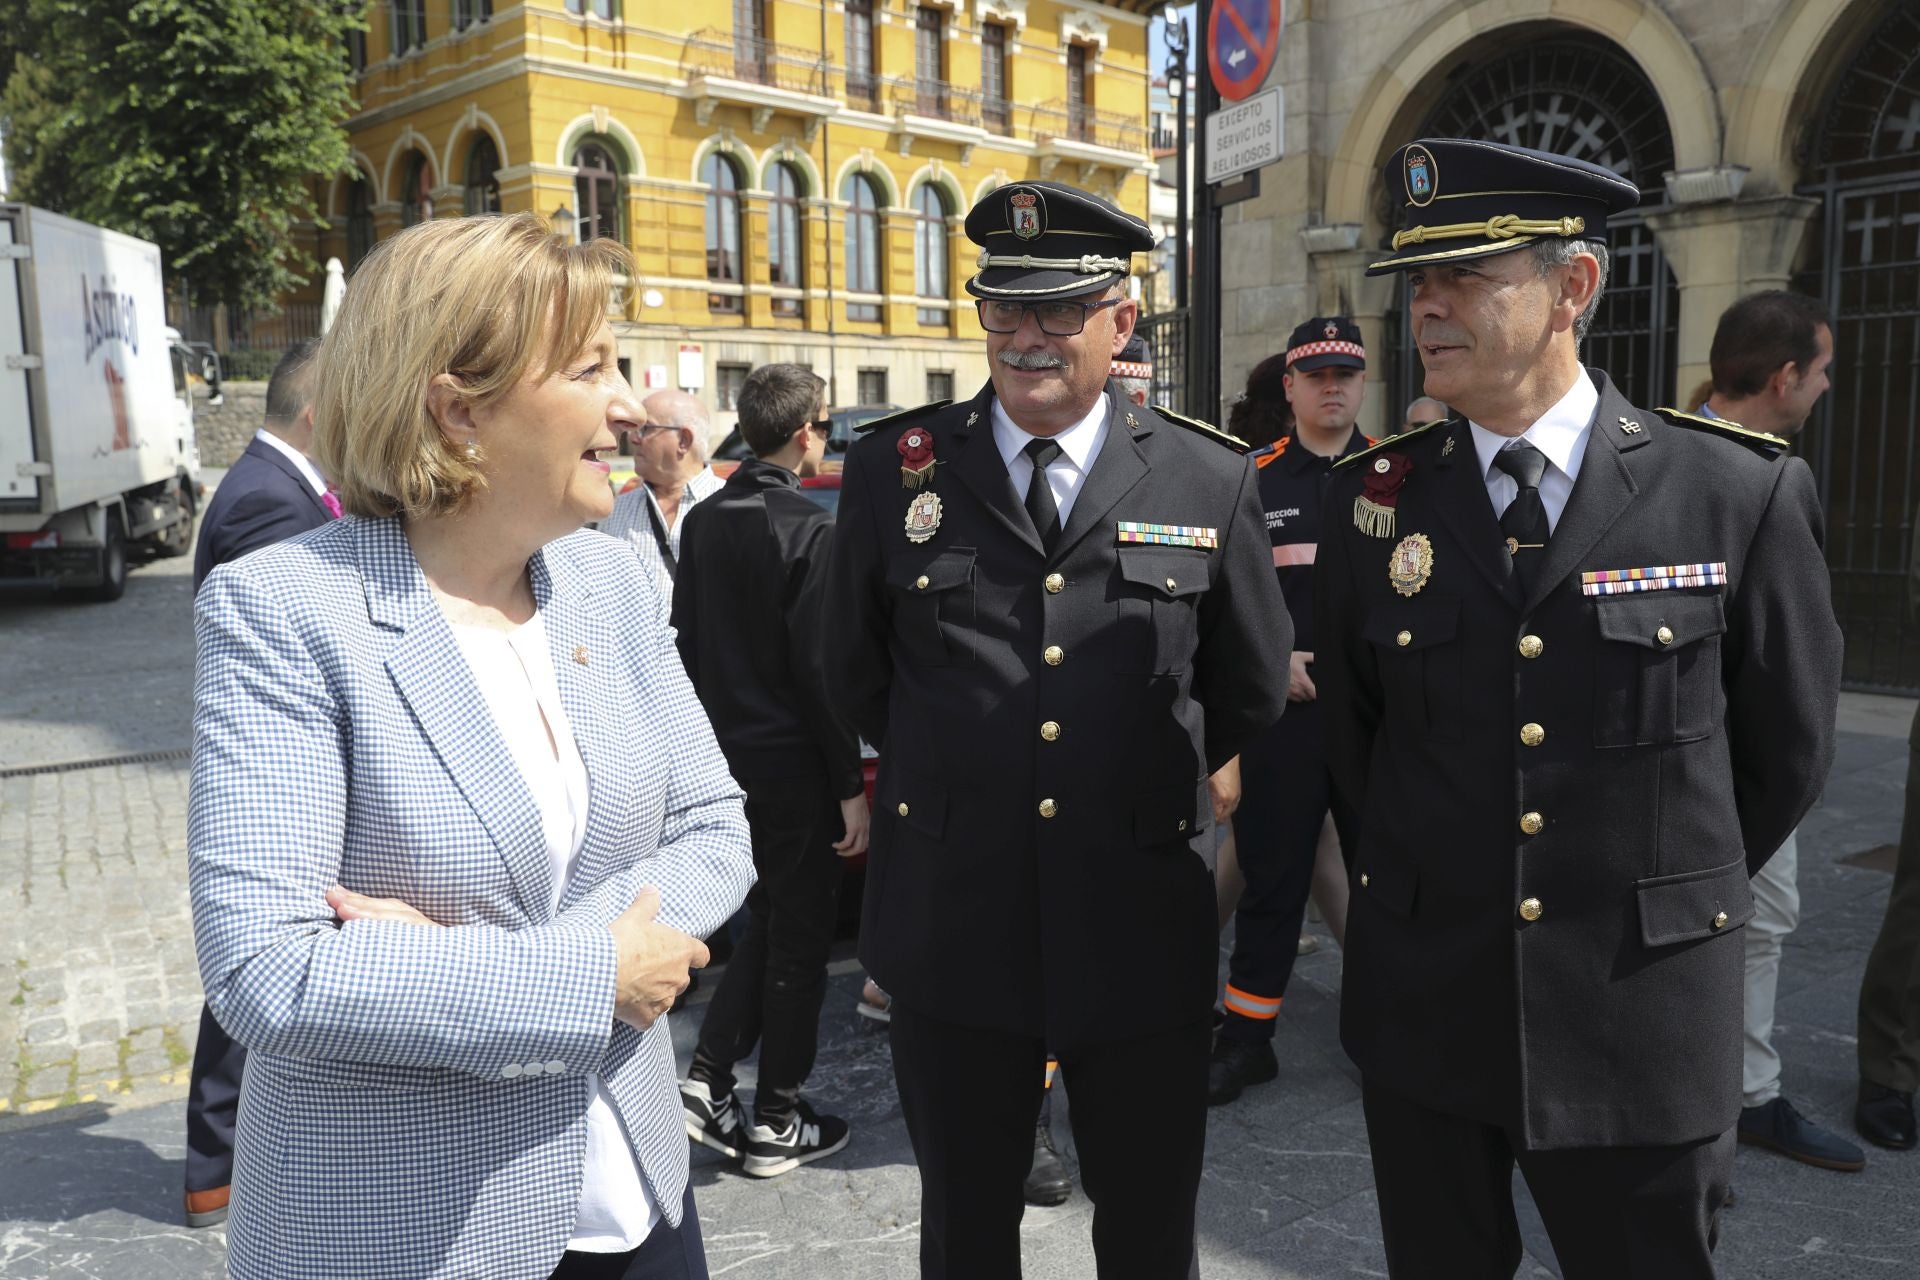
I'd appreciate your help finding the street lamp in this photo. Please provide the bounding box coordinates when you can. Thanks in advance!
[1163,11,1190,314]
[552,203,575,243]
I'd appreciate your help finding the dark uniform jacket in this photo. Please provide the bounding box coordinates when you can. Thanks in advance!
[1252,430,1373,654]
[1315,370,1842,1149]
[825,380,1293,1053]
[672,459,862,799]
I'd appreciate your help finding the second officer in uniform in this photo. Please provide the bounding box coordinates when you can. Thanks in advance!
[825,180,1292,1278]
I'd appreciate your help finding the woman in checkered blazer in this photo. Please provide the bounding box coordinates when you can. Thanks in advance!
[189,214,754,1280]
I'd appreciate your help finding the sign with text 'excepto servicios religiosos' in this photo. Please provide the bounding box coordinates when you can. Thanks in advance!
[1204,0,1284,184]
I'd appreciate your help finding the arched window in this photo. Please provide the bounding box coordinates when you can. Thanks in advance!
[703,152,744,314]
[842,173,883,322]
[913,183,952,325]
[572,140,621,243]
[345,177,375,269]
[768,162,806,318]
[463,135,500,215]
[401,152,433,227]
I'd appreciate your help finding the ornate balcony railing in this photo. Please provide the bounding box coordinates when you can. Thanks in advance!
[1030,100,1147,154]
[681,29,827,97]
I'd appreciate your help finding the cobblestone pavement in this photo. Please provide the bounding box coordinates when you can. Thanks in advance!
[2,534,1917,1276]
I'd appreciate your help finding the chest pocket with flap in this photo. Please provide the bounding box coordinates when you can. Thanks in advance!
[1591,592,1726,747]
[1362,594,1463,743]
[1114,547,1210,674]
[888,548,977,667]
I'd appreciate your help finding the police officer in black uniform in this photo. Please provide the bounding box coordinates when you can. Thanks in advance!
[1210,318,1370,1104]
[1315,138,1843,1278]
[824,180,1292,1279]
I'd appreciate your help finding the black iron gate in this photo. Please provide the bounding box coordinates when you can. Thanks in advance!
[1793,0,1920,692]
[1137,308,1189,416]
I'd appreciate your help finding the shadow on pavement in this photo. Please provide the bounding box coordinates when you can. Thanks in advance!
[0,1102,189,1228]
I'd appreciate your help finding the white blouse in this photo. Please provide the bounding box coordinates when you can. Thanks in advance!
[449,611,659,1253]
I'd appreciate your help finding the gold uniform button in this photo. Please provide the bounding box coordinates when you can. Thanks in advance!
[1044,573,1065,594]
[1520,723,1545,747]
[1519,897,1544,922]
[1043,645,1064,666]
[1519,811,1544,835]
[1518,635,1544,659]
[1038,798,1058,819]
[1040,720,1061,742]
[1712,911,1729,930]
[897,802,910,818]
[1396,630,1412,647]
[914,574,930,590]
[1656,625,1674,646]
[1166,576,1178,591]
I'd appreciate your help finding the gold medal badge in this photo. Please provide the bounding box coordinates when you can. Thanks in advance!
[1388,533,1434,597]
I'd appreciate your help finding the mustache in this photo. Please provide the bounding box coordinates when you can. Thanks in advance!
[997,349,1069,371]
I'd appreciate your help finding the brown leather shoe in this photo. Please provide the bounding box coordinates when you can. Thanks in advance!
[185,1184,230,1228]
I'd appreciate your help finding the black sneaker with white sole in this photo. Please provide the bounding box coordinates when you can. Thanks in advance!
[742,1099,850,1177]
[680,1078,745,1159]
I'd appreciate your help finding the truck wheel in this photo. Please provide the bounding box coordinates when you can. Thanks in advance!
[77,515,129,602]
[152,507,194,558]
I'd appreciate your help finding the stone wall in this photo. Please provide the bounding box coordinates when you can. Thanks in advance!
[190,382,267,470]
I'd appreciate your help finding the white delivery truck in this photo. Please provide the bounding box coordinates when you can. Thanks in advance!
[0,204,212,600]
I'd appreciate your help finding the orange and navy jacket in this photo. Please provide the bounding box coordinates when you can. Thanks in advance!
[1247,431,1375,652]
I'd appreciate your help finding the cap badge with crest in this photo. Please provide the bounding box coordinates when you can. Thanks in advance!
[1405,144,1438,207]
[1009,187,1045,240]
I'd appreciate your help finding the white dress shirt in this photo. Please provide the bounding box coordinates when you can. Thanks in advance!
[448,611,660,1253]
[1468,368,1599,534]
[601,466,724,602]
[991,393,1110,525]
[253,429,328,497]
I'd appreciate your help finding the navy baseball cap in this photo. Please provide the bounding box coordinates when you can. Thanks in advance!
[965,180,1156,300]
[1367,138,1640,276]
[1285,317,1366,372]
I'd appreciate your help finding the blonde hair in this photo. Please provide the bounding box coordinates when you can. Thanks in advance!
[312,213,632,519]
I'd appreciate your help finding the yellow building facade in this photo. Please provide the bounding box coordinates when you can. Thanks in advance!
[306,0,1157,422]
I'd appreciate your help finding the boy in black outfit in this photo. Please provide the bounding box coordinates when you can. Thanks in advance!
[674,363,869,1175]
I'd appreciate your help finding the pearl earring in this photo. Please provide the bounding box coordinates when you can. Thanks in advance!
[464,437,479,460]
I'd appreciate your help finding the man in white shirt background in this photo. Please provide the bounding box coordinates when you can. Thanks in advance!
[603,388,725,602]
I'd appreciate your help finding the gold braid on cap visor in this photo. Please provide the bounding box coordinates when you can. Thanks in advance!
[976,249,1133,273]
[1391,214,1586,251]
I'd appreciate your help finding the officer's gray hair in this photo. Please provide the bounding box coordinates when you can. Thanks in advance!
[1531,239,1610,346]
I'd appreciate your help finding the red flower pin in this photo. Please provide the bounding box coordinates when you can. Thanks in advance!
[898,427,937,490]
[1354,452,1411,537]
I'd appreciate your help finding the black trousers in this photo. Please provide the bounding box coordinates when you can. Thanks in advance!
[1859,714,1920,1094]
[184,1003,246,1192]
[1361,1078,1733,1280]
[692,775,844,1113]
[890,1005,1209,1279]
[1222,701,1357,1044]
[548,1185,707,1279]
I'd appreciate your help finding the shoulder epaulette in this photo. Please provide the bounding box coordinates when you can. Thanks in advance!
[1251,437,1289,469]
[1655,407,1788,457]
[855,400,951,436]
[1150,404,1251,454]
[1333,417,1451,469]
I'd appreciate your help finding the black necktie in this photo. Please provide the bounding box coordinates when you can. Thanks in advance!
[1492,442,1551,594]
[1023,438,1063,551]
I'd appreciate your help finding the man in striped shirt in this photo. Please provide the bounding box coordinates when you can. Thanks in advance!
[602,388,724,603]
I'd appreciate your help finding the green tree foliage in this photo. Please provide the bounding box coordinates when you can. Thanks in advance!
[1,1,363,310]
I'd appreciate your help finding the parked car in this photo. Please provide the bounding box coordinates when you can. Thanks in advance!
[710,404,899,471]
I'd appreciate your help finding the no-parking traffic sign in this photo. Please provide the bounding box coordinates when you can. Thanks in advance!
[1207,0,1283,103]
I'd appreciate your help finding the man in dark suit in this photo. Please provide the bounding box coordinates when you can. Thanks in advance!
[825,180,1292,1278]
[184,337,334,1226]
[1315,139,1843,1277]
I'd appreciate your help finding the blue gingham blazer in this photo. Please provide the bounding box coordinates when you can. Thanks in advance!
[189,514,752,1280]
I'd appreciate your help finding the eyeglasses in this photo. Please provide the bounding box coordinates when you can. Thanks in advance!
[976,297,1123,337]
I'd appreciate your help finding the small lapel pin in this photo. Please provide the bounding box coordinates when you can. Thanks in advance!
[1441,436,1455,457]
[966,411,980,428]
[1618,417,1643,435]
[573,645,590,666]
[1125,412,1140,429]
